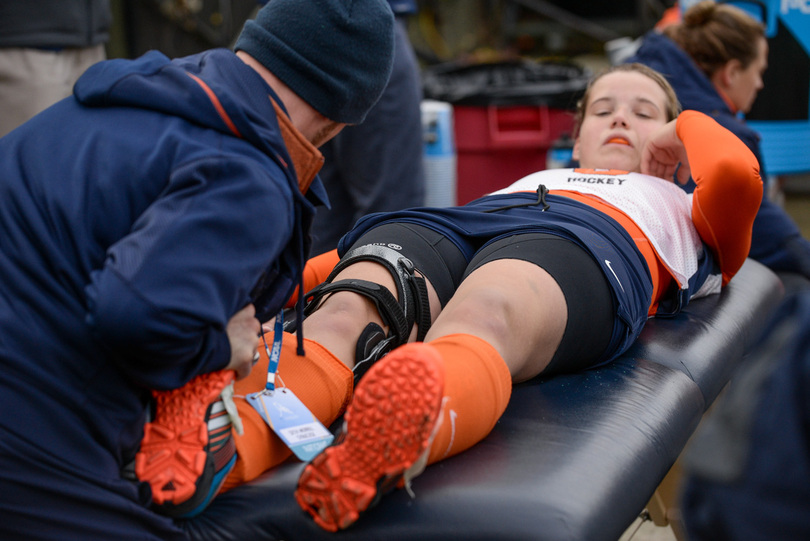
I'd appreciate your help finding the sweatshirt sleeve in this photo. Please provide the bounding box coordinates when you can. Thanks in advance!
[677,110,763,285]
[85,157,294,390]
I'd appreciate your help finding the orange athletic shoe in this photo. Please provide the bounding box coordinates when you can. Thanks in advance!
[295,343,445,532]
[135,370,237,518]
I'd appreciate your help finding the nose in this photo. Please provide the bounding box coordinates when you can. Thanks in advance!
[611,109,629,128]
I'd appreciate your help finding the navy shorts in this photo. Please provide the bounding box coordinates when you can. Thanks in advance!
[339,193,653,370]
[347,223,616,374]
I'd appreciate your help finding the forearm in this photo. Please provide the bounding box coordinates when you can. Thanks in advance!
[678,110,763,283]
[86,267,231,390]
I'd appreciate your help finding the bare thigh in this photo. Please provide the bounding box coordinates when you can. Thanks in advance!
[424,259,567,383]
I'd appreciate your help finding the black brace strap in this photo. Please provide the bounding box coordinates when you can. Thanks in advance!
[303,279,410,343]
[292,244,432,348]
[352,322,396,383]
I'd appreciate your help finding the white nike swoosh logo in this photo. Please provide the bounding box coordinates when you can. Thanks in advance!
[440,408,457,460]
[605,260,624,291]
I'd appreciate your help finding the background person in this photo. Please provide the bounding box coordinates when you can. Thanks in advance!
[309,0,426,256]
[679,288,810,541]
[0,0,110,138]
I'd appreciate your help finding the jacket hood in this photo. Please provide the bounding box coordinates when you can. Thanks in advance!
[628,31,731,117]
[74,49,328,205]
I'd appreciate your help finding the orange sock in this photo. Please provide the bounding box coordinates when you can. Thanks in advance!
[426,333,512,464]
[221,334,353,490]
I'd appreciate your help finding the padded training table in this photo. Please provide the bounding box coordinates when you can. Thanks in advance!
[183,258,783,541]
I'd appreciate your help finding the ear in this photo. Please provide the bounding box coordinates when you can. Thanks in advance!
[717,59,742,89]
[572,138,581,161]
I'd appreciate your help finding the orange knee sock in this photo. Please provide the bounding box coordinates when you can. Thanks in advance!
[221,334,353,490]
[426,333,512,464]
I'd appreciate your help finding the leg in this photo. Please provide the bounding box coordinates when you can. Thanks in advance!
[226,225,462,490]
[425,233,616,461]
[0,45,106,137]
[137,223,466,516]
[296,222,467,371]
[296,234,616,530]
[425,258,567,382]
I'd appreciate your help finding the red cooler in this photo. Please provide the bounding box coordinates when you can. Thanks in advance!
[453,104,575,204]
[423,60,589,205]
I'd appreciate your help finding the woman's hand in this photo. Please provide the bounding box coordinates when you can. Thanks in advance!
[225,304,261,380]
[641,118,691,185]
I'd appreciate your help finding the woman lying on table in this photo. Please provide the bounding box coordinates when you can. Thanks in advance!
[137,63,762,532]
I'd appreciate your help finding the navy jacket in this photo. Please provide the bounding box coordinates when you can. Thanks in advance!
[0,49,325,538]
[628,31,810,279]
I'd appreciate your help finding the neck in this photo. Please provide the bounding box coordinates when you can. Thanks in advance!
[709,71,739,114]
[716,86,738,114]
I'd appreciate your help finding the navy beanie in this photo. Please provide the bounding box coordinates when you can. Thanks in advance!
[235,0,395,125]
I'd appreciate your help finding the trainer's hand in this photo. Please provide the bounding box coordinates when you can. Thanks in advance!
[641,118,691,185]
[225,304,261,380]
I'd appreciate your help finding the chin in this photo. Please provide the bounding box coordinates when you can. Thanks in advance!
[600,160,637,173]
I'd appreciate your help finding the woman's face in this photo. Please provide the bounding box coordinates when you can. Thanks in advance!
[573,71,670,173]
[722,36,768,114]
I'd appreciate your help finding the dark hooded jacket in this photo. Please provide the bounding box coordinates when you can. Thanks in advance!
[0,49,326,538]
[628,31,810,279]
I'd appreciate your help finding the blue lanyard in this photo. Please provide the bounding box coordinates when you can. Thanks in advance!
[260,310,284,392]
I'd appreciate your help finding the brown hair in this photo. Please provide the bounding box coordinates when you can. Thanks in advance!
[573,63,681,137]
[663,0,766,78]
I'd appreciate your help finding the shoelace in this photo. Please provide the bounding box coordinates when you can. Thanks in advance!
[219,381,243,435]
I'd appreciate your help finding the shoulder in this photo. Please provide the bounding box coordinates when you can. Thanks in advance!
[627,31,683,65]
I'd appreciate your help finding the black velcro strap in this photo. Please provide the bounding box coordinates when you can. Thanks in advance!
[303,279,410,344]
[409,274,432,342]
[322,245,411,315]
[322,244,432,340]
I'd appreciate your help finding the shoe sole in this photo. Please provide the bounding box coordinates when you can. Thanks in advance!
[295,344,444,532]
[135,370,235,514]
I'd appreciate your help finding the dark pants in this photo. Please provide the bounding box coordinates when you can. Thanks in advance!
[681,290,810,541]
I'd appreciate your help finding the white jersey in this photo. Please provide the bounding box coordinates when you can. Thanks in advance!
[491,168,719,296]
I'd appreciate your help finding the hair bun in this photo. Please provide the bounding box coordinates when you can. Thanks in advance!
[683,0,715,27]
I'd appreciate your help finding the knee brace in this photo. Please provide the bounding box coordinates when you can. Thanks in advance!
[289,244,433,381]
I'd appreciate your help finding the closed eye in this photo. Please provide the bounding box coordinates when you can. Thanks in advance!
[632,98,662,120]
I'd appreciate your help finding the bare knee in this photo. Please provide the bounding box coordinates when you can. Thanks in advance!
[428,287,515,346]
[426,260,567,381]
[300,291,383,368]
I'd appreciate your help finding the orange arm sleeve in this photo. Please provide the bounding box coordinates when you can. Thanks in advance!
[677,110,763,285]
[285,249,341,307]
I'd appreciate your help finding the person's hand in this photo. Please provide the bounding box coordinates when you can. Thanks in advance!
[225,304,261,380]
[641,118,691,185]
